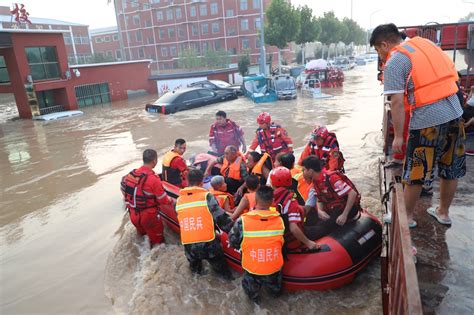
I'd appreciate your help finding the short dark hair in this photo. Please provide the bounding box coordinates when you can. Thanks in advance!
[225,145,238,153]
[278,153,295,170]
[301,155,322,172]
[175,138,186,146]
[216,110,227,118]
[248,151,262,162]
[246,175,260,191]
[143,149,157,164]
[370,23,402,47]
[256,186,274,204]
[187,169,204,186]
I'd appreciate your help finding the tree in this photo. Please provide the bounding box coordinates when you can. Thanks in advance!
[179,47,201,69]
[317,12,342,45]
[265,0,300,73]
[342,18,366,45]
[238,53,250,76]
[295,5,320,65]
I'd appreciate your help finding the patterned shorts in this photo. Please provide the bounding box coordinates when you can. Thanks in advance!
[403,118,466,185]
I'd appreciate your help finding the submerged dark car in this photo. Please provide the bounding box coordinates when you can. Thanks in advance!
[145,87,237,114]
[188,80,243,96]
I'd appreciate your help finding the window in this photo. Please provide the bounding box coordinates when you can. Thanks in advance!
[95,37,103,43]
[200,4,207,16]
[161,47,168,57]
[178,27,185,38]
[212,22,219,33]
[166,9,173,20]
[147,36,154,44]
[192,25,198,36]
[0,56,10,84]
[116,50,122,60]
[229,47,237,55]
[203,42,209,51]
[255,17,261,30]
[226,9,234,17]
[145,20,152,27]
[168,27,175,38]
[136,31,142,42]
[176,7,182,19]
[241,19,249,31]
[170,45,177,56]
[143,2,150,9]
[107,51,113,58]
[159,29,165,39]
[125,16,130,27]
[157,11,163,21]
[253,0,261,9]
[104,36,111,42]
[201,23,209,35]
[190,6,196,17]
[25,47,60,81]
[64,34,73,45]
[36,90,56,109]
[242,38,249,49]
[133,15,140,26]
[214,40,221,50]
[240,0,248,10]
[210,3,218,15]
[139,48,145,58]
[198,89,214,98]
[256,38,261,49]
[113,34,119,41]
[227,27,236,36]
[75,83,110,107]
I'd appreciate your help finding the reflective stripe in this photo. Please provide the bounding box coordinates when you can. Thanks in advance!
[243,229,285,237]
[176,201,208,211]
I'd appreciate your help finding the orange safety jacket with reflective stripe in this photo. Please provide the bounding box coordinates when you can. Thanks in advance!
[162,151,183,186]
[387,37,459,112]
[220,152,246,181]
[241,210,285,276]
[243,192,256,213]
[251,152,272,177]
[210,189,235,209]
[176,187,215,245]
[293,172,311,203]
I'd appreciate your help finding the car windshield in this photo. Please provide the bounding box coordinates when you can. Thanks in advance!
[210,80,231,88]
[153,91,179,104]
[274,78,295,90]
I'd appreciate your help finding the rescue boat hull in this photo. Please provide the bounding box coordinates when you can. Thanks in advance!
[159,181,382,291]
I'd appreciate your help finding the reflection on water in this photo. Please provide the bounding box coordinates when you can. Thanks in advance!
[1,65,387,314]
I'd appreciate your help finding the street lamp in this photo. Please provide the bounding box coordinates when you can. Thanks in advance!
[366,9,383,52]
[259,0,266,76]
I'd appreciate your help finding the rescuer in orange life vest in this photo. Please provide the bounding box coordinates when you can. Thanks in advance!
[175,169,234,279]
[298,125,345,172]
[121,149,175,247]
[302,156,362,241]
[249,112,294,161]
[229,186,285,305]
[370,23,465,227]
[204,145,248,194]
[162,138,188,188]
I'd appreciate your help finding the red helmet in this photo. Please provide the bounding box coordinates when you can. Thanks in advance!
[257,112,271,125]
[311,125,329,140]
[270,166,292,188]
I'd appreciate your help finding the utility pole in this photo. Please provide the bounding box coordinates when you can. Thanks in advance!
[259,0,266,76]
[351,0,353,20]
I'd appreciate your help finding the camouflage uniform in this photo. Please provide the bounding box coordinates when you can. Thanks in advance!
[229,218,283,303]
[183,194,234,279]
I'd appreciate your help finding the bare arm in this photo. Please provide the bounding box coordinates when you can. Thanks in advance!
[204,159,218,177]
[390,93,406,154]
[231,197,249,220]
[336,190,357,226]
[289,222,318,250]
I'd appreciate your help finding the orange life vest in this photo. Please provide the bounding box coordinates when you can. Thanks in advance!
[243,192,256,213]
[241,210,285,275]
[176,187,215,245]
[251,152,271,178]
[220,152,246,181]
[293,172,311,204]
[162,150,183,186]
[387,37,459,112]
[290,166,302,177]
[210,189,235,209]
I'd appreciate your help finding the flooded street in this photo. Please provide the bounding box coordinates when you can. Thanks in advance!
[1,64,391,314]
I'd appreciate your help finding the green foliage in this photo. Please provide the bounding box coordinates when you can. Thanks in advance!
[83,53,114,64]
[264,0,300,49]
[318,12,341,44]
[238,53,250,76]
[342,18,366,45]
[295,5,320,45]
[203,49,232,69]
[179,48,201,69]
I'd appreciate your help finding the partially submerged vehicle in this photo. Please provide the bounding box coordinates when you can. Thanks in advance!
[333,57,355,71]
[301,79,334,99]
[241,75,278,103]
[297,59,344,88]
[271,75,297,100]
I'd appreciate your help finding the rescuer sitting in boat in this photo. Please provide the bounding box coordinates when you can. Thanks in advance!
[298,125,345,172]
[209,110,247,156]
[209,175,235,212]
[229,186,285,305]
[121,149,175,247]
[302,156,361,240]
[162,138,188,188]
[248,112,294,161]
[204,145,247,195]
[230,174,260,220]
[270,166,319,251]
[175,169,234,279]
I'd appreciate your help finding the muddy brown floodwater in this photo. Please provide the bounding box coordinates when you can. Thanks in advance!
[0,64,439,314]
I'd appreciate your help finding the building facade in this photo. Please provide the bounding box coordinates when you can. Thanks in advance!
[114,0,293,71]
[90,26,122,61]
[0,6,93,64]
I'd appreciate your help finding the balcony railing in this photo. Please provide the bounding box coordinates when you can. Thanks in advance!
[39,105,65,115]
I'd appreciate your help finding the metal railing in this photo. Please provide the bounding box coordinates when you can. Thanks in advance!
[39,105,65,115]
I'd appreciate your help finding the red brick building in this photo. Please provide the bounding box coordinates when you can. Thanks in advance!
[114,0,294,71]
[0,5,93,64]
[0,29,156,119]
[90,26,123,61]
